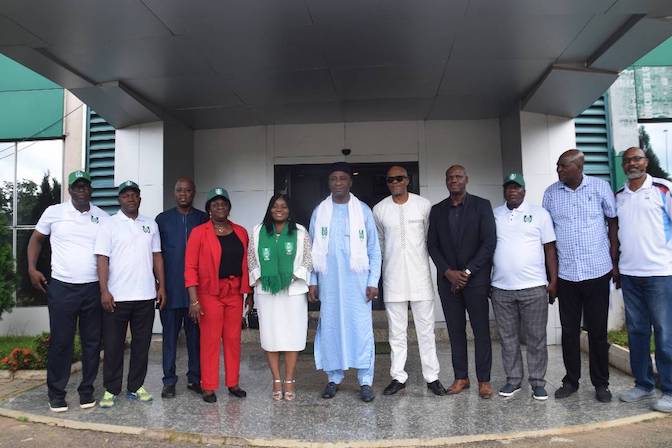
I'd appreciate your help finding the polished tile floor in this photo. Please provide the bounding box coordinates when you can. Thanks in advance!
[1,337,651,443]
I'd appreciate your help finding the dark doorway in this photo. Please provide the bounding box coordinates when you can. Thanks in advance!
[274,161,420,310]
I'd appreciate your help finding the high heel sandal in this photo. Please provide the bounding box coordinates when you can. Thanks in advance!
[272,379,283,401]
[284,379,296,401]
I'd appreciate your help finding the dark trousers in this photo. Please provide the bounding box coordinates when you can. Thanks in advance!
[47,279,102,401]
[103,299,155,395]
[160,307,200,386]
[439,284,492,382]
[557,273,611,389]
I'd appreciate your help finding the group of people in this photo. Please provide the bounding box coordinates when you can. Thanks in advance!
[27,146,672,414]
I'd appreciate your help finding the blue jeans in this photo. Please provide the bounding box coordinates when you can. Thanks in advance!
[621,275,672,394]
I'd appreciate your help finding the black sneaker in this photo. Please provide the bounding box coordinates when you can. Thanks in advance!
[595,386,612,403]
[79,395,96,409]
[554,383,578,399]
[532,386,549,401]
[49,398,68,413]
[322,382,338,399]
[187,383,202,394]
[360,385,375,402]
[161,384,176,398]
[498,383,521,397]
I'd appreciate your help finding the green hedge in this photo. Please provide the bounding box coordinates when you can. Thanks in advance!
[0,333,82,371]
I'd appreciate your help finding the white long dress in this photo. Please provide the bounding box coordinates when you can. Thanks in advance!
[248,224,312,352]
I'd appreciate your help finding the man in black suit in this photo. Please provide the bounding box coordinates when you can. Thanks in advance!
[428,165,497,399]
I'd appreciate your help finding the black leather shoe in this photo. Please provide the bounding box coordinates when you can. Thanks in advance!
[554,383,578,399]
[427,380,447,396]
[202,392,217,403]
[161,384,176,398]
[228,386,247,398]
[360,385,375,402]
[383,379,406,395]
[322,382,338,399]
[595,386,612,403]
[187,383,202,394]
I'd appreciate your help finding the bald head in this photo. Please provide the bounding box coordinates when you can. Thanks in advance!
[387,165,408,177]
[174,177,196,210]
[556,149,584,188]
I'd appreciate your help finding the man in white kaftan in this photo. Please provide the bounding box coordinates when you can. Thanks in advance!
[373,166,445,396]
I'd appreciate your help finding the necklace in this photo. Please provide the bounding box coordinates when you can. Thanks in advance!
[213,222,228,233]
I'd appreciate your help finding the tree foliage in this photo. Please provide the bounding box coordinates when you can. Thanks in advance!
[0,214,17,319]
[639,126,672,180]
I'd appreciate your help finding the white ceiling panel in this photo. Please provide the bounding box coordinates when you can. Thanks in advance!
[429,95,510,120]
[333,65,444,100]
[174,106,265,129]
[264,102,344,125]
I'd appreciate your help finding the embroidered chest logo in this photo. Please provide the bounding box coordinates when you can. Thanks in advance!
[142,225,151,233]
[284,242,294,255]
[358,229,365,240]
[262,247,271,261]
[90,216,99,224]
[321,226,328,238]
[523,215,533,223]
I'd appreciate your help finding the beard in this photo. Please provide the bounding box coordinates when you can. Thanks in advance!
[626,168,646,180]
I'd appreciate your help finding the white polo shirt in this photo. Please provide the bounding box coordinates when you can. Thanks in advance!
[35,201,109,284]
[94,211,161,302]
[616,174,672,277]
[492,201,556,290]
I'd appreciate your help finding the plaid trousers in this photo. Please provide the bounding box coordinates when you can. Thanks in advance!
[491,286,548,387]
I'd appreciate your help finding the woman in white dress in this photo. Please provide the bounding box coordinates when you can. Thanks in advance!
[248,193,312,400]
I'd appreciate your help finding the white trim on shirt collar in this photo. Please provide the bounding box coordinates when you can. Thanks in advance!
[115,210,147,222]
[503,199,529,213]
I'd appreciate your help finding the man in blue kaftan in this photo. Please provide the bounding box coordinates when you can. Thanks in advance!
[308,162,382,402]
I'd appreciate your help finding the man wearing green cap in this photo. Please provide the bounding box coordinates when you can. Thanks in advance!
[28,170,109,412]
[491,173,558,401]
[94,180,166,408]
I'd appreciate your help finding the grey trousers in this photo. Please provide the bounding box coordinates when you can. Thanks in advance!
[491,286,548,388]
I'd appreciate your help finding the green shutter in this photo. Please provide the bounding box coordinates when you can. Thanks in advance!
[85,109,118,213]
[575,96,615,187]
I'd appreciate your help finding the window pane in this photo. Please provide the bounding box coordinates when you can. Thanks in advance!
[16,228,48,306]
[16,140,62,226]
[0,142,14,226]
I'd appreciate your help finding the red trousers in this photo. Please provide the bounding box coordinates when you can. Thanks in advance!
[199,277,243,390]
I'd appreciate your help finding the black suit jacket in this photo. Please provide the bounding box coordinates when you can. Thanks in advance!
[427,193,496,292]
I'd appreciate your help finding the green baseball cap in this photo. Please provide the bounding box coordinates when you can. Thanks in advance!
[206,187,230,202]
[68,170,91,186]
[118,180,141,195]
[503,172,525,187]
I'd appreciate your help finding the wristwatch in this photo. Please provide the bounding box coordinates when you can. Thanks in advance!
[464,268,472,276]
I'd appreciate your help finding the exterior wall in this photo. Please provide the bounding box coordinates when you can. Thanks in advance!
[163,120,194,208]
[194,119,503,323]
[62,91,86,202]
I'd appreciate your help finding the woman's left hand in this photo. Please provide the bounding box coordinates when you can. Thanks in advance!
[245,293,254,312]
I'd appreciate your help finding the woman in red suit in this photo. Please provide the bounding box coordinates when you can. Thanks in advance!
[185,187,252,402]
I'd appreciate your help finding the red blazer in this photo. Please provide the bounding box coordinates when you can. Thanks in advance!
[185,220,252,296]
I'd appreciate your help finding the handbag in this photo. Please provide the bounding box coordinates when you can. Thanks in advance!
[247,308,259,329]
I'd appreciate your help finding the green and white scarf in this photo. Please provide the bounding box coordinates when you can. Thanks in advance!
[257,224,297,294]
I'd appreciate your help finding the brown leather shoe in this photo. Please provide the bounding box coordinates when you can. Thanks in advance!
[479,382,493,399]
[446,379,470,395]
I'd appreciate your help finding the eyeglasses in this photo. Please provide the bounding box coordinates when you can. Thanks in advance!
[386,176,408,184]
[622,156,646,164]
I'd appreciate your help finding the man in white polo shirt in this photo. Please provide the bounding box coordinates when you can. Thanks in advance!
[616,147,672,413]
[491,172,558,401]
[28,170,108,412]
[95,180,166,408]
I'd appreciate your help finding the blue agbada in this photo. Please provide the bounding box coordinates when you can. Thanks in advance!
[309,201,381,385]
[156,207,208,309]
